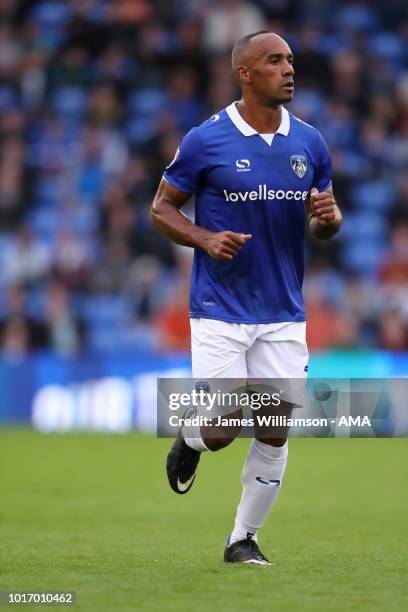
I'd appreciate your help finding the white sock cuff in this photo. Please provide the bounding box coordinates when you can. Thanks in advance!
[253,439,288,460]
[183,435,208,452]
[181,417,209,452]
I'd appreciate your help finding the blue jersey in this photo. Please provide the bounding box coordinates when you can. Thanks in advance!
[163,102,332,324]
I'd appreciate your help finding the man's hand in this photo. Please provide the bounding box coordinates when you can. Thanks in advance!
[308,187,342,239]
[151,180,253,256]
[310,188,336,225]
[200,231,252,260]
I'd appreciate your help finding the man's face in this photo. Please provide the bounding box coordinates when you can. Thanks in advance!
[237,34,295,105]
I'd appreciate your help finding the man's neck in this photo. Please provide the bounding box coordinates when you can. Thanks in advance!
[236,98,282,134]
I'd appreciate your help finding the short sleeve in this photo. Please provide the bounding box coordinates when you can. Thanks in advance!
[312,131,332,192]
[163,128,206,194]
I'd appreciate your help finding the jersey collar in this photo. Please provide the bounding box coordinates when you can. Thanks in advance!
[226,101,290,137]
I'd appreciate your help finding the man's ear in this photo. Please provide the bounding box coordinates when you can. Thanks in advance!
[236,65,251,85]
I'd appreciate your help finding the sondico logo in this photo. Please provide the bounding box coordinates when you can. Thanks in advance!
[236,159,251,172]
[223,185,308,203]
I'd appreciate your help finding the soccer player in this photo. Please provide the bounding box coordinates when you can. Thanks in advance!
[151,31,342,565]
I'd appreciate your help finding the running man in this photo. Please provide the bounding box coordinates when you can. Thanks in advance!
[151,31,342,565]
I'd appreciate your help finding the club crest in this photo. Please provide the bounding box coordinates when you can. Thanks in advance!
[290,154,307,178]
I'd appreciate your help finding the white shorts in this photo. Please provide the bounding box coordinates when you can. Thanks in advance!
[190,318,309,410]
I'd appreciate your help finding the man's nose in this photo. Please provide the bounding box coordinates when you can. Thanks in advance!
[283,61,295,76]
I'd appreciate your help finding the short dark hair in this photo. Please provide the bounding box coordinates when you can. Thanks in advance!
[231,30,272,70]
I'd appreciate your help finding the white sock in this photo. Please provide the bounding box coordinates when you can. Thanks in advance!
[181,420,209,452]
[229,439,288,545]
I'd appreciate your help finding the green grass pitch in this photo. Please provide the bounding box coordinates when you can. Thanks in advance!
[0,430,407,611]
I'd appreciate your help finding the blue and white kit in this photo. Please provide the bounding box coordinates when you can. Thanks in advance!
[163,102,332,390]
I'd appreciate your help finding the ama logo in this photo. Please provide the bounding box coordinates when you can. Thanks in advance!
[236,159,251,173]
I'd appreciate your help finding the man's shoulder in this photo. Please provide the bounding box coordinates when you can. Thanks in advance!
[288,111,324,145]
[192,108,231,138]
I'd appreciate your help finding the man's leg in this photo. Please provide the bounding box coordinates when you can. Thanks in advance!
[186,318,249,450]
[166,318,249,493]
[228,400,291,547]
[225,322,308,563]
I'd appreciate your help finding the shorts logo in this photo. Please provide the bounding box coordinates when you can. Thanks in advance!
[290,154,307,178]
[195,381,210,394]
[236,159,251,172]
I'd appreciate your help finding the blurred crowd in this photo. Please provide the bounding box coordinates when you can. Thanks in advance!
[0,0,407,356]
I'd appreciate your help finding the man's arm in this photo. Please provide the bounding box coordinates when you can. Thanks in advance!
[306,187,342,240]
[151,178,252,260]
